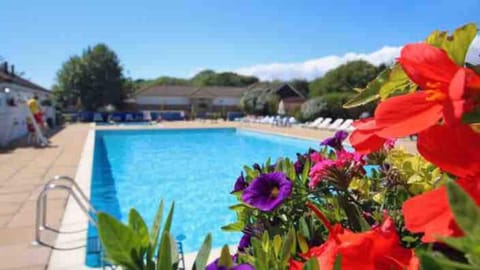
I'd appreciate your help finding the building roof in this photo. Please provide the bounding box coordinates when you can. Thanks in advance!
[0,69,51,94]
[135,85,247,98]
[247,82,306,99]
[135,85,199,97]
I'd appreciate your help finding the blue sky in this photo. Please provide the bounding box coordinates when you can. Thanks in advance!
[1,0,479,88]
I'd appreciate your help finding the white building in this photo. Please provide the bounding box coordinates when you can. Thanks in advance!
[133,85,247,117]
[0,63,54,147]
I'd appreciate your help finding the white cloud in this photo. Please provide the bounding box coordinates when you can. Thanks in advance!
[234,46,401,81]
[235,36,480,81]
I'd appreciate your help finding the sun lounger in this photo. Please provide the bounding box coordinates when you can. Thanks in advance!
[304,117,324,128]
[337,119,354,131]
[93,113,104,122]
[143,111,152,121]
[125,113,134,122]
[288,117,297,126]
[327,118,344,130]
[315,118,333,129]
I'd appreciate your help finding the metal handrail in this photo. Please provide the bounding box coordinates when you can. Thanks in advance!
[34,175,97,250]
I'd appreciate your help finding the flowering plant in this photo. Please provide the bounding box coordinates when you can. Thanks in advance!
[224,23,480,270]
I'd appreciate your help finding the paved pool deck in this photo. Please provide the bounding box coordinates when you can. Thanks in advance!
[0,124,90,270]
[0,121,417,269]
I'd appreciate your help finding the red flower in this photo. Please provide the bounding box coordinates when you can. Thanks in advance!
[374,43,480,138]
[418,123,480,178]
[349,118,388,154]
[402,178,480,243]
[290,203,418,270]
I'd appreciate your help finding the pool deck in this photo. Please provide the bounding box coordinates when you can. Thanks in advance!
[0,121,417,269]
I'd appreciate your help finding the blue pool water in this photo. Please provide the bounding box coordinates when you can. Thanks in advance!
[86,128,318,266]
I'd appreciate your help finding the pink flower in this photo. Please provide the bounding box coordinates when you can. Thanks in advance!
[309,159,336,187]
[310,152,324,163]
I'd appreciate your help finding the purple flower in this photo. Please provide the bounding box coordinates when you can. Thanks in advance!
[231,172,247,193]
[252,163,261,172]
[320,130,348,150]
[237,233,251,252]
[294,153,307,174]
[206,257,254,270]
[241,172,292,211]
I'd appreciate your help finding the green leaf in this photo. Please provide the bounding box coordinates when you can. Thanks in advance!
[333,255,342,270]
[418,251,475,270]
[150,200,164,248]
[425,30,448,47]
[297,232,309,253]
[273,234,282,257]
[280,228,295,263]
[217,245,233,268]
[168,234,179,268]
[301,159,311,185]
[378,64,416,100]
[446,181,480,238]
[156,232,173,270]
[462,108,480,124]
[299,217,311,240]
[97,212,140,269]
[221,221,245,232]
[163,202,175,233]
[343,68,390,108]
[128,209,149,246]
[192,234,212,270]
[302,258,320,270]
[441,23,478,66]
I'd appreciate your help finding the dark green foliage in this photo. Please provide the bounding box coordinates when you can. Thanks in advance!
[300,97,327,121]
[309,60,382,97]
[288,79,310,96]
[191,70,259,87]
[136,70,259,89]
[240,89,280,115]
[135,76,190,89]
[53,44,126,111]
[301,92,375,121]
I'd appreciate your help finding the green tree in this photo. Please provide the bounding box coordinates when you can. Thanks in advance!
[309,60,381,97]
[53,44,125,111]
[288,79,310,96]
[191,70,259,87]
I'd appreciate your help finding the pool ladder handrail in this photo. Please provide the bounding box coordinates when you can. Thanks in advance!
[34,175,97,250]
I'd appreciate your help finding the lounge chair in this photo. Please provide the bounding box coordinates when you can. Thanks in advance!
[288,117,297,126]
[327,118,344,130]
[125,113,134,122]
[315,118,333,129]
[337,119,354,131]
[143,111,152,122]
[93,113,103,122]
[303,117,324,128]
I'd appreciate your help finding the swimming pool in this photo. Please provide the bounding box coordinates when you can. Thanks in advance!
[86,128,318,267]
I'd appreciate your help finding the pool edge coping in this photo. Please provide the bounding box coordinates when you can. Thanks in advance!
[48,128,95,270]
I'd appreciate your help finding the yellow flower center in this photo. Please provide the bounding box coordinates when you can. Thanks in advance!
[425,89,447,102]
[270,187,279,198]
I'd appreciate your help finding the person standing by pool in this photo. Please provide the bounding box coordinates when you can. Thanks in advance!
[27,95,45,129]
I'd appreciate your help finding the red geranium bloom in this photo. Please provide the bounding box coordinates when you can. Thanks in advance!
[290,203,418,270]
[402,178,480,243]
[418,123,480,178]
[375,43,480,138]
[349,118,388,154]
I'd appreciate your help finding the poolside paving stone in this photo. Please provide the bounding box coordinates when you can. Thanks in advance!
[0,124,90,270]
